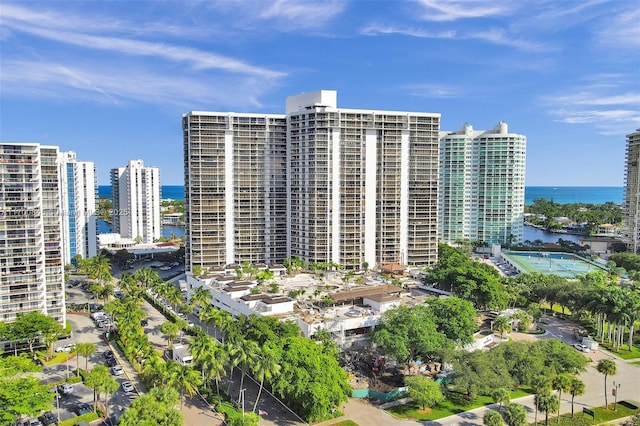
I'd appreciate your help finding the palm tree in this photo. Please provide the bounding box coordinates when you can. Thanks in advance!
[85,365,110,408]
[503,403,527,426]
[99,376,120,421]
[161,321,180,350]
[76,342,96,373]
[491,387,510,412]
[596,359,617,409]
[165,361,203,409]
[483,410,503,426]
[568,377,585,419]
[198,304,220,337]
[190,334,227,395]
[165,285,184,312]
[492,315,511,339]
[551,373,572,423]
[190,286,211,309]
[536,392,559,426]
[251,345,281,412]
[234,338,259,404]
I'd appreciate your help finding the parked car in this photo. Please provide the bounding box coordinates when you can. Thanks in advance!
[55,344,74,353]
[105,357,116,367]
[74,403,92,416]
[573,343,590,353]
[22,419,42,426]
[38,412,57,426]
[140,319,148,327]
[60,383,73,395]
[121,381,134,393]
[103,350,114,359]
[111,365,124,376]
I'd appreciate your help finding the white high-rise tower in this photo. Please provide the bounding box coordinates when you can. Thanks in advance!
[110,160,161,244]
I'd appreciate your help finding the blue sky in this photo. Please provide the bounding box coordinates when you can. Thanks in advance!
[1,0,638,186]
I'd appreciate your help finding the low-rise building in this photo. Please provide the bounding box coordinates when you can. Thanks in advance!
[173,344,192,366]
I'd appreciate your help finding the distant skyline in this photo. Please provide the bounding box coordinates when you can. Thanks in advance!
[1,0,638,186]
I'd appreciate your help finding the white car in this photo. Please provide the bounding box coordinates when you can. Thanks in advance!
[121,381,134,393]
[55,344,74,353]
[573,343,590,353]
[111,365,124,376]
[60,383,73,394]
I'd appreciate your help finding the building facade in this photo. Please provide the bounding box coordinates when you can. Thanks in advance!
[0,143,66,325]
[59,151,98,265]
[110,160,161,244]
[624,129,640,253]
[183,90,440,272]
[182,112,288,269]
[439,122,526,246]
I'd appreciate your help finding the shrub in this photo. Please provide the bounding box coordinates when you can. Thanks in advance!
[57,411,99,426]
[67,375,83,384]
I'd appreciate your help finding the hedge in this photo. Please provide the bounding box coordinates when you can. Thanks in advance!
[57,411,99,426]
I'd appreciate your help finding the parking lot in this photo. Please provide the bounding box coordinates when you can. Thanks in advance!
[39,287,143,425]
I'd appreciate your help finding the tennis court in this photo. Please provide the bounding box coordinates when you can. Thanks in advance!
[501,251,608,278]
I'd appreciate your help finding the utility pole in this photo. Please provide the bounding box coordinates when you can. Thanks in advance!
[613,381,621,411]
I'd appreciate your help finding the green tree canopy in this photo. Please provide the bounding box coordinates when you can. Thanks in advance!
[483,409,504,426]
[118,387,183,426]
[405,375,444,410]
[373,305,448,365]
[426,296,478,344]
[0,376,53,426]
[271,336,350,422]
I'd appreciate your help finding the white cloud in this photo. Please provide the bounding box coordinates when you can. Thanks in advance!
[0,59,275,109]
[258,0,346,29]
[596,6,640,49]
[403,83,462,98]
[416,0,514,22]
[541,78,640,135]
[360,24,456,39]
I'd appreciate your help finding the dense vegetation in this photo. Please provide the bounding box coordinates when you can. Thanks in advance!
[525,199,622,233]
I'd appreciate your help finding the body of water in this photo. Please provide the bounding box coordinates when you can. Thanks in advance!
[98,185,623,205]
[98,185,184,200]
[97,219,185,239]
[525,186,623,205]
[522,225,582,245]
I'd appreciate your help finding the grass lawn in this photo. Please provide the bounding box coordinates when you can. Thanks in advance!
[326,421,358,426]
[42,352,77,366]
[631,361,640,366]
[387,389,532,421]
[531,404,638,425]
[598,341,640,360]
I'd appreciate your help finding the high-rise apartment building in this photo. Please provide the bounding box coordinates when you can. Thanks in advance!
[1,143,66,325]
[183,90,440,271]
[623,129,640,253]
[110,160,161,244]
[438,122,526,246]
[59,151,98,265]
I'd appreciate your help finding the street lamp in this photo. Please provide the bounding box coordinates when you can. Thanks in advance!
[613,381,621,411]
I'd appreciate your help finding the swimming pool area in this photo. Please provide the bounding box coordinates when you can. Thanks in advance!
[500,251,609,278]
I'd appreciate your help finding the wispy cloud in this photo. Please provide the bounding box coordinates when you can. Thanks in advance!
[258,0,346,29]
[0,59,273,109]
[2,3,285,79]
[416,0,514,22]
[403,83,462,99]
[361,24,456,39]
[541,78,640,135]
[596,6,640,49]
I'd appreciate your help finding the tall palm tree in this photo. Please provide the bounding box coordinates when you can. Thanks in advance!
[198,304,220,337]
[161,321,180,350]
[503,403,527,426]
[165,361,203,409]
[596,359,617,409]
[165,285,184,312]
[551,373,572,423]
[232,338,259,404]
[85,365,110,408]
[190,334,227,395]
[76,342,96,373]
[568,377,585,419]
[251,345,281,412]
[190,286,211,309]
[99,376,120,421]
[536,392,559,426]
